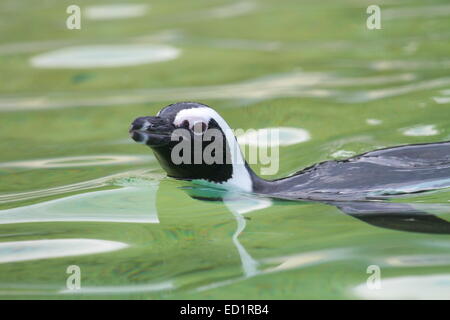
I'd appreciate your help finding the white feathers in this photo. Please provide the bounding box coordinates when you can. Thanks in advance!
[173,107,253,192]
[141,120,151,131]
[173,108,211,129]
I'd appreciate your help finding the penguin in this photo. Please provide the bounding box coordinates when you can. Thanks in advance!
[130,101,450,234]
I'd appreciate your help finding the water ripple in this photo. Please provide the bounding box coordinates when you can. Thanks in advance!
[352,274,450,299]
[60,281,174,295]
[0,154,153,169]
[0,169,158,204]
[237,127,311,147]
[0,239,128,264]
[401,124,439,137]
[85,4,150,20]
[0,184,160,224]
[30,45,180,69]
[0,72,419,111]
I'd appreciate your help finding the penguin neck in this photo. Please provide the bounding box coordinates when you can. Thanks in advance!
[217,135,273,194]
[243,162,273,193]
[192,161,271,194]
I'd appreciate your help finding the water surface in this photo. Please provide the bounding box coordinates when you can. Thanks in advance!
[0,0,449,299]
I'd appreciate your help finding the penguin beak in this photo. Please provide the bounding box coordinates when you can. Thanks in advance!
[129,116,174,147]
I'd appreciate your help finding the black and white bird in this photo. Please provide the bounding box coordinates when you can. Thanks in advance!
[130,102,450,234]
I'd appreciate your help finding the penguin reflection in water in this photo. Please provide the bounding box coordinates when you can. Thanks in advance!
[130,102,450,234]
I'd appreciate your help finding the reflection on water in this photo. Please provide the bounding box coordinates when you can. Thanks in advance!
[0,239,128,264]
[0,71,423,111]
[0,155,154,169]
[60,280,174,295]
[353,274,450,300]
[383,4,450,20]
[401,124,439,137]
[194,247,354,293]
[206,1,257,19]
[0,169,159,203]
[331,150,356,159]
[0,160,450,298]
[342,77,450,103]
[433,89,450,104]
[368,60,450,71]
[0,184,159,224]
[0,0,449,299]
[262,248,352,273]
[30,45,180,69]
[237,127,310,147]
[366,119,382,126]
[84,4,150,20]
[384,254,450,267]
[223,194,271,277]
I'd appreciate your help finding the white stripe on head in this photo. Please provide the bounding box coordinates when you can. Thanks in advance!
[173,107,253,192]
[141,120,151,131]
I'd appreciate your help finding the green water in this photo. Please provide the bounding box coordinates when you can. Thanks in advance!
[0,0,450,299]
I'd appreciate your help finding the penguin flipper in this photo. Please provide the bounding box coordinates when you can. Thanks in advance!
[335,201,450,234]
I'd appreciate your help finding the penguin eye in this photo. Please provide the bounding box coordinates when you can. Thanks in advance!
[181,120,190,129]
[192,121,208,135]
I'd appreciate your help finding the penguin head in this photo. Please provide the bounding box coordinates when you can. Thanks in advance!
[130,102,253,191]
